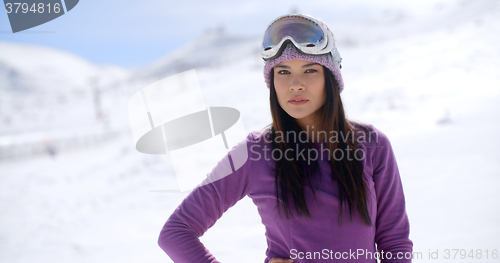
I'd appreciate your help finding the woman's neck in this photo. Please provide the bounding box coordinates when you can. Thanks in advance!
[296,112,326,143]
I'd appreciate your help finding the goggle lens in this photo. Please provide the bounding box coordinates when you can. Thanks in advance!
[263,16,325,50]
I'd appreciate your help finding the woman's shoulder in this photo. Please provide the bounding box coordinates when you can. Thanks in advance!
[228,128,270,152]
[246,127,273,145]
[350,121,391,148]
[350,122,396,169]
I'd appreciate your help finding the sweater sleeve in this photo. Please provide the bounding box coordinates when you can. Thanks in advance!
[157,133,255,263]
[372,129,413,262]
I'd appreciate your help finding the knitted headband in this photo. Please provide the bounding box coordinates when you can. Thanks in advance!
[263,17,344,93]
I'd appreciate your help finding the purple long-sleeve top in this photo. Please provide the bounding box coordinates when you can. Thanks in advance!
[158,124,413,262]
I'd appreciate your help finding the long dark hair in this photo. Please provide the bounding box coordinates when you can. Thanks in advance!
[267,66,372,226]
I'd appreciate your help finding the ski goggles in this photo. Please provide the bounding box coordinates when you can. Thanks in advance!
[261,14,336,61]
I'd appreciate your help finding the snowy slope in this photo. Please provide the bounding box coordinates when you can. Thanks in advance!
[0,41,133,95]
[0,0,499,262]
[0,41,131,151]
[136,27,261,82]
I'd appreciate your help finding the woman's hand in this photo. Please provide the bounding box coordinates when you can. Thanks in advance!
[269,257,294,263]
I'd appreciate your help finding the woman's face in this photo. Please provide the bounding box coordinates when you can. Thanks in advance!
[273,59,326,128]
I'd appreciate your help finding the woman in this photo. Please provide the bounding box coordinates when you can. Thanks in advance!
[158,14,413,263]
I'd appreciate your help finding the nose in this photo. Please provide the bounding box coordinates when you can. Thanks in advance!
[289,77,305,91]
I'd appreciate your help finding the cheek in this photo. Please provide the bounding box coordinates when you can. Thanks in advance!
[307,75,325,88]
[273,79,288,102]
[315,80,327,105]
[320,89,327,105]
[273,76,287,90]
[320,79,326,96]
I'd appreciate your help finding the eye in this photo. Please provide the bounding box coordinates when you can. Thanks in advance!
[277,70,290,75]
[305,69,318,73]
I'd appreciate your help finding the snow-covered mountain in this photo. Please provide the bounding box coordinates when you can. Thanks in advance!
[136,27,262,82]
[0,41,124,94]
[0,41,131,136]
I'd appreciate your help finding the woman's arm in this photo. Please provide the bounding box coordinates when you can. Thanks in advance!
[372,129,413,262]
[158,133,255,263]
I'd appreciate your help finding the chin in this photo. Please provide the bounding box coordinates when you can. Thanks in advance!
[286,112,310,120]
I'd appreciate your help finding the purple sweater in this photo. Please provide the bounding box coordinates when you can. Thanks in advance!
[158,125,413,262]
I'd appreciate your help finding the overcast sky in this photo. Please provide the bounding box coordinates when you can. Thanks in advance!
[0,0,443,68]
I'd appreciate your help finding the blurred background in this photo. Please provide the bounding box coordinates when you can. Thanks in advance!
[0,0,499,262]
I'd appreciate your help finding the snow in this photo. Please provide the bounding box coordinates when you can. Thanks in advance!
[1,0,499,262]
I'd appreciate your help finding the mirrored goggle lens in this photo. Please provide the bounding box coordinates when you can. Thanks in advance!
[263,16,325,50]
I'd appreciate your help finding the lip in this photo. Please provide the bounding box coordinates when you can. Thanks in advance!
[288,96,309,105]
